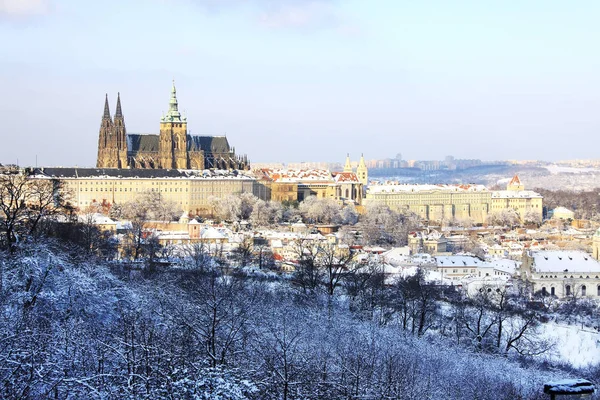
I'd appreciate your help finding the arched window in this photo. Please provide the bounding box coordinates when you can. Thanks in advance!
[582,285,587,296]
[566,285,571,296]
[551,287,555,296]
[597,285,600,297]
[541,287,547,296]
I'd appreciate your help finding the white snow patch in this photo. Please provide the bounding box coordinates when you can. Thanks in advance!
[541,322,600,368]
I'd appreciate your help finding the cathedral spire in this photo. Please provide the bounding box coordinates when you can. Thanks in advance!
[103,94,111,119]
[115,92,123,118]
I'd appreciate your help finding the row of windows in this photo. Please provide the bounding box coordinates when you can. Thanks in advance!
[541,285,600,297]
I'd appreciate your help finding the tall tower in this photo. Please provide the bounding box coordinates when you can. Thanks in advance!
[343,153,352,172]
[113,93,129,168]
[96,95,114,168]
[159,81,188,169]
[356,153,368,186]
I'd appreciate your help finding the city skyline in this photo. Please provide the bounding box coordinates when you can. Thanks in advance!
[1,0,599,167]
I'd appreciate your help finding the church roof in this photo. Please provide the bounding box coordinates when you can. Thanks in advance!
[125,134,232,154]
[332,171,359,183]
[127,134,159,153]
[188,136,230,153]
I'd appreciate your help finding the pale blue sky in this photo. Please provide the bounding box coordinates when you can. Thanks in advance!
[1,0,599,167]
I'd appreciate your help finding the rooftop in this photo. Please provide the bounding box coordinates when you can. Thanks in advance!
[530,250,600,273]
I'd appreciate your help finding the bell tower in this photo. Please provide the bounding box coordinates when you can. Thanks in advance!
[159,81,188,169]
[356,153,368,186]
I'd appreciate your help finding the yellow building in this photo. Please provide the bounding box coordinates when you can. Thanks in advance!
[31,167,263,216]
[255,168,363,205]
[365,183,491,224]
[490,175,543,222]
[593,228,600,261]
[365,175,543,225]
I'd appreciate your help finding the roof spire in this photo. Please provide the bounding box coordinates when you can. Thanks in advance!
[344,153,352,172]
[115,92,122,118]
[103,94,111,119]
[162,80,182,122]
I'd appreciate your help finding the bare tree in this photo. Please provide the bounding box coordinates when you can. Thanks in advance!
[0,172,65,251]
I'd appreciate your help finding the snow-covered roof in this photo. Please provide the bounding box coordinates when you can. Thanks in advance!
[552,206,574,214]
[435,255,484,267]
[368,183,488,194]
[531,250,600,273]
[157,231,190,240]
[257,168,334,183]
[487,259,520,274]
[200,227,228,240]
[491,190,542,199]
[332,171,359,183]
[410,230,445,241]
[79,213,116,225]
[382,246,411,260]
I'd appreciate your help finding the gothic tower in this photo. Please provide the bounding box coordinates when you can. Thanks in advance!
[356,153,368,186]
[159,81,188,169]
[113,93,129,168]
[96,95,115,168]
[96,94,129,168]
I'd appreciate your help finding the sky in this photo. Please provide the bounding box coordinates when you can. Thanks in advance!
[1,0,599,167]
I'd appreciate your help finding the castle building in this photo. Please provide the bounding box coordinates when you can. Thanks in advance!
[365,175,542,225]
[31,167,265,216]
[97,82,248,170]
[366,183,491,223]
[255,168,363,205]
[490,175,543,221]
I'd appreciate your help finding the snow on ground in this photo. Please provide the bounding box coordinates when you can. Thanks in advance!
[541,322,600,368]
[545,165,600,175]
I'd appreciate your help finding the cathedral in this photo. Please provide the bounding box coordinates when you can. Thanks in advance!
[97,82,249,170]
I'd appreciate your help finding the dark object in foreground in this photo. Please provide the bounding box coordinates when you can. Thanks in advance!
[544,379,595,398]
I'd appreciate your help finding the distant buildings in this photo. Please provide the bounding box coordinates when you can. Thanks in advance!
[363,154,507,172]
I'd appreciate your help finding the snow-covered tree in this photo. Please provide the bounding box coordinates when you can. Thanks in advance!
[298,196,341,224]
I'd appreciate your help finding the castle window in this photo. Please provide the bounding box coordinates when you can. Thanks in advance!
[582,285,587,296]
[566,285,571,296]
[551,287,555,296]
